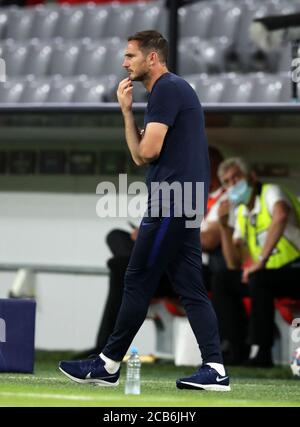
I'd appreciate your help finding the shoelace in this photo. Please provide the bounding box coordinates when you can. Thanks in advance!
[87,354,100,359]
[81,354,102,373]
[199,365,217,375]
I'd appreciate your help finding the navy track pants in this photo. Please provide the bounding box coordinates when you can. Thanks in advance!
[102,216,223,364]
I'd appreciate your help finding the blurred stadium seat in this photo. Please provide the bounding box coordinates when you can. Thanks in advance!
[102,4,134,38]
[72,78,107,103]
[220,74,254,103]
[80,4,109,39]
[185,74,225,103]
[0,0,300,103]
[100,38,127,79]
[154,3,167,36]
[22,40,52,77]
[0,40,28,77]
[185,71,297,104]
[18,77,50,103]
[0,8,9,40]
[47,39,80,77]
[180,2,215,39]
[130,2,161,35]
[207,1,243,42]
[54,5,85,40]
[178,38,207,75]
[75,40,107,77]
[46,77,76,102]
[250,73,285,102]
[72,75,117,103]
[30,6,59,40]
[0,79,24,102]
[6,6,34,41]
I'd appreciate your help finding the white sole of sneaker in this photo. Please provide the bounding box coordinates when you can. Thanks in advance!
[59,367,119,387]
[177,381,231,392]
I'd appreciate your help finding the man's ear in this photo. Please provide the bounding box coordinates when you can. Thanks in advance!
[149,51,157,65]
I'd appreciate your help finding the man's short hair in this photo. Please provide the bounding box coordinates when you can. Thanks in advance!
[127,30,168,64]
[218,157,250,183]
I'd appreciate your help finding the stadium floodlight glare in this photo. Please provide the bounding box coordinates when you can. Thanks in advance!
[250,12,300,101]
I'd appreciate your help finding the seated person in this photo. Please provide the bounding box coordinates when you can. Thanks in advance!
[201,147,227,276]
[212,157,300,367]
[80,147,227,357]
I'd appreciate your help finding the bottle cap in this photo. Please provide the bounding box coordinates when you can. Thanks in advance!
[131,346,138,354]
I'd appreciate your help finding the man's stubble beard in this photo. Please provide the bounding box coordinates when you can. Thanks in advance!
[130,70,149,83]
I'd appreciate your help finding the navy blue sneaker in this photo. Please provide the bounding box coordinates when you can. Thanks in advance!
[59,355,120,386]
[176,365,230,391]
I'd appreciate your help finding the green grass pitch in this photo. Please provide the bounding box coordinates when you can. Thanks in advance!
[0,352,300,407]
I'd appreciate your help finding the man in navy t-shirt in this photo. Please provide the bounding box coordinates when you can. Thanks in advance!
[144,71,210,220]
[59,31,230,392]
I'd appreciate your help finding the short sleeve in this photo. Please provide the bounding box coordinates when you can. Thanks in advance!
[205,202,219,223]
[147,81,181,127]
[205,193,226,224]
[265,185,291,215]
[232,207,245,242]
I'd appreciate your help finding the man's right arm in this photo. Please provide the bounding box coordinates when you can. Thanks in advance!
[201,222,221,251]
[117,78,168,166]
[218,200,243,269]
[117,78,145,165]
[122,110,144,165]
[219,224,244,269]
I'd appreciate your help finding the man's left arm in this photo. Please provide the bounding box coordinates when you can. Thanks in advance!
[201,222,221,251]
[138,80,179,164]
[243,200,290,281]
[138,122,168,165]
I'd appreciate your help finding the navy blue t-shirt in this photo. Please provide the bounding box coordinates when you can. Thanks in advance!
[144,72,209,218]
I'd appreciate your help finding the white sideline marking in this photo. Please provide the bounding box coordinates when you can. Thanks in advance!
[2,376,174,385]
[4,376,60,381]
[0,392,96,401]
[0,391,177,402]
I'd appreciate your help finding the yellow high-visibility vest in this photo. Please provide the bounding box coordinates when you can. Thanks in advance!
[237,184,300,269]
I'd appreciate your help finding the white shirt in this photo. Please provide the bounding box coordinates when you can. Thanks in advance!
[201,188,225,231]
[233,184,300,251]
[201,187,228,264]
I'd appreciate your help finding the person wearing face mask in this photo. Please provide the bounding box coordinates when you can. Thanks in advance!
[212,157,300,367]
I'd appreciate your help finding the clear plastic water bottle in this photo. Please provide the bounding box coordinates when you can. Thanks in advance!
[125,347,141,395]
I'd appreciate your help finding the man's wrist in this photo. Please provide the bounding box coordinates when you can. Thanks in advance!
[258,254,268,265]
[122,108,133,117]
[219,219,230,229]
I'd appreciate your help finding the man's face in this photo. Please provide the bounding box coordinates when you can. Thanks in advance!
[122,40,150,81]
[222,165,247,189]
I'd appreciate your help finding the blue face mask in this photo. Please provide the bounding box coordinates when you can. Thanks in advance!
[228,179,252,205]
